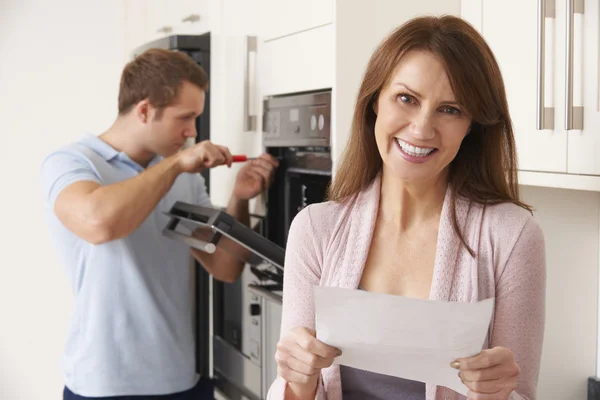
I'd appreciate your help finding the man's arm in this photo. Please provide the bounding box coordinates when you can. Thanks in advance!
[55,155,183,244]
[190,195,249,283]
[52,140,231,245]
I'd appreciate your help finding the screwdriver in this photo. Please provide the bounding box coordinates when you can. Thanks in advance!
[232,155,282,163]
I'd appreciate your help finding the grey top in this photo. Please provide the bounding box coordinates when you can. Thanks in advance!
[340,365,426,400]
[340,285,426,399]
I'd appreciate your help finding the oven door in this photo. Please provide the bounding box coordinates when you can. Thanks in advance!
[163,203,284,400]
[284,169,331,243]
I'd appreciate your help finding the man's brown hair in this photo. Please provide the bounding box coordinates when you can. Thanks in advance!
[118,48,209,116]
[329,15,531,255]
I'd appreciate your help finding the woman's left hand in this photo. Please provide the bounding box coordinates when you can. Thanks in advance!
[452,346,520,400]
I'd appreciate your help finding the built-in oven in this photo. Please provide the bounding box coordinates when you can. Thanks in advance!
[263,90,333,249]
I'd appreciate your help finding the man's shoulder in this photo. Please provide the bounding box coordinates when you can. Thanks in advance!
[42,139,105,169]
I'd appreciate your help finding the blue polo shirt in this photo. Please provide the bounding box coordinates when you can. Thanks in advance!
[40,133,213,397]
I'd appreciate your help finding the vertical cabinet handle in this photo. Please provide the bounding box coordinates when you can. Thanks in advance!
[244,36,258,132]
[537,0,555,130]
[565,0,584,130]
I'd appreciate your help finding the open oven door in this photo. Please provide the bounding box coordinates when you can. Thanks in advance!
[163,201,284,400]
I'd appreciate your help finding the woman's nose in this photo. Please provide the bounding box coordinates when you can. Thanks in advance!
[408,111,435,140]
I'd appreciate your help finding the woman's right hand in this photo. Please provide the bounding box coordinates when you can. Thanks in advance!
[275,327,342,397]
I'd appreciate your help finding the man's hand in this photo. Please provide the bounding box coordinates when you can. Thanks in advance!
[233,153,279,200]
[177,140,233,173]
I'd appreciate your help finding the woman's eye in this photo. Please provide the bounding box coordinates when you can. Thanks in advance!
[398,94,413,104]
[441,106,460,115]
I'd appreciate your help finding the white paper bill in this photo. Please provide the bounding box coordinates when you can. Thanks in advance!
[314,286,495,395]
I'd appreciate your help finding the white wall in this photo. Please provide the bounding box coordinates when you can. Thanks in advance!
[521,186,599,400]
[0,1,125,398]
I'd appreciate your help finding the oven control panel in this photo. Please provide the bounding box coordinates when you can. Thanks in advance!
[263,90,331,147]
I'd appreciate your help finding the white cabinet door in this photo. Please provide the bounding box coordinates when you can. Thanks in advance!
[566,0,600,175]
[462,0,568,173]
[168,0,213,35]
[259,0,333,41]
[260,24,333,96]
[209,0,263,207]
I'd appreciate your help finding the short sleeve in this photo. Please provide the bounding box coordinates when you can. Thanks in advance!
[40,150,102,208]
[195,173,213,208]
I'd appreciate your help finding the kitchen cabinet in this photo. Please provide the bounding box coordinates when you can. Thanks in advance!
[462,0,600,190]
[259,24,333,96]
[259,0,333,41]
[122,0,210,57]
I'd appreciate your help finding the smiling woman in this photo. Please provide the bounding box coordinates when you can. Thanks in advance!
[268,14,546,400]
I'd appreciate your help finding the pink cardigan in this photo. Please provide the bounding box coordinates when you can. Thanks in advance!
[267,175,546,400]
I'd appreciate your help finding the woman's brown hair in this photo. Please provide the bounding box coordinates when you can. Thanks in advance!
[328,15,531,255]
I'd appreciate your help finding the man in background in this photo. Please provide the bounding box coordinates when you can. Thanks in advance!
[41,48,278,400]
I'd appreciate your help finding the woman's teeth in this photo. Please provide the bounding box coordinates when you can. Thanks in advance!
[395,138,435,157]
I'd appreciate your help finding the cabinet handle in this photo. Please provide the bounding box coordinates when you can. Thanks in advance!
[244,36,258,132]
[156,26,172,34]
[565,0,584,130]
[537,0,555,130]
[182,14,200,23]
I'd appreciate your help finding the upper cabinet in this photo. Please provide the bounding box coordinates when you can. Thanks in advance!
[257,0,334,96]
[122,0,212,57]
[259,0,333,41]
[462,0,600,188]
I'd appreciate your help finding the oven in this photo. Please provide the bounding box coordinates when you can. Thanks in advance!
[211,89,333,399]
[263,90,333,248]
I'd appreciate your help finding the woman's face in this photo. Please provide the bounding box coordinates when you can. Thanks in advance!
[374,50,472,186]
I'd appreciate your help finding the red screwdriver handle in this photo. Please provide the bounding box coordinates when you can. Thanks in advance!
[232,155,249,162]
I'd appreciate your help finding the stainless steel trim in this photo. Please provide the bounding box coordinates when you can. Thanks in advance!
[213,336,261,400]
[537,0,555,130]
[260,296,269,398]
[565,0,584,130]
[245,36,258,131]
[285,167,332,176]
[247,284,283,305]
[209,275,214,379]
[262,138,330,148]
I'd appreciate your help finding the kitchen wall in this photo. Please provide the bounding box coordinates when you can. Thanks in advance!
[520,186,599,400]
[0,1,598,400]
[0,0,125,398]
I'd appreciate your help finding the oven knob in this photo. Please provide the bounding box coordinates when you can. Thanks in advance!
[310,115,317,131]
[250,303,261,316]
[318,114,325,131]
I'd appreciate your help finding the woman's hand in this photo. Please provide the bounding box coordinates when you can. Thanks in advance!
[275,327,342,398]
[452,346,520,400]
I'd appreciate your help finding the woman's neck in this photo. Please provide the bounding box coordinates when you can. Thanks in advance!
[379,169,448,232]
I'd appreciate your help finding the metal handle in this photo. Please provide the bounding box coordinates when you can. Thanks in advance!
[162,218,217,254]
[565,0,584,130]
[537,0,555,130]
[244,36,258,131]
[181,14,200,23]
[156,26,172,34]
